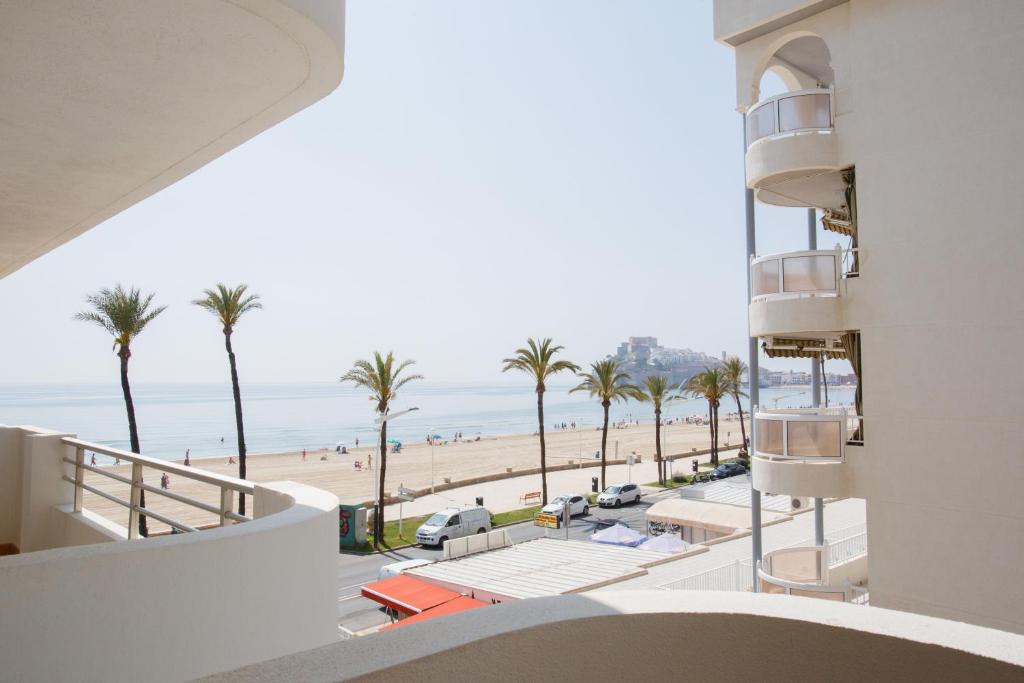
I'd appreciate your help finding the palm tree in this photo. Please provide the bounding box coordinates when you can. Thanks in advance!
[193,284,262,516]
[570,359,644,490]
[502,338,579,505]
[340,352,422,550]
[684,368,728,467]
[75,285,166,538]
[637,374,680,485]
[721,356,749,455]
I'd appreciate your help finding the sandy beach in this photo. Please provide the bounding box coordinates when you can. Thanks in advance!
[81,416,749,533]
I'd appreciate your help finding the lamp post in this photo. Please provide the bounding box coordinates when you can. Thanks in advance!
[371,407,420,517]
[430,428,436,494]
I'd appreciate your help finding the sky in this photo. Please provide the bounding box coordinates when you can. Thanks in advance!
[0,1,843,385]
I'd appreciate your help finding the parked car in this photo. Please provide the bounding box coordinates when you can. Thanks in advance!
[597,483,641,508]
[415,505,491,547]
[709,462,747,480]
[541,494,589,517]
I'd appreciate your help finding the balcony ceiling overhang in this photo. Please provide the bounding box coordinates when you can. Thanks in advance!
[0,0,345,279]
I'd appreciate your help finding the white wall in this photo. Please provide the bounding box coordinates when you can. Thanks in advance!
[0,480,339,682]
[0,426,24,546]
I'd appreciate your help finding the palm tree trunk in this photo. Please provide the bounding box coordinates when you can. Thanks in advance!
[734,391,747,454]
[376,420,387,550]
[119,348,147,538]
[224,331,248,516]
[536,390,547,505]
[654,407,663,485]
[712,402,721,466]
[600,401,610,490]
[706,403,714,469]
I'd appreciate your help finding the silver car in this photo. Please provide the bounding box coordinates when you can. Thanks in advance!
[597,483,641,508]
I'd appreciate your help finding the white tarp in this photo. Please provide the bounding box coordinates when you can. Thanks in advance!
[639,533,689,554]
[590,524,647,547]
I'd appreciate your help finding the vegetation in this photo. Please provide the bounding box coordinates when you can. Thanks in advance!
[341,352,423,550]
[75,285,166,538]
[636,374,680,485]
[502,338,579,505]
[491,505,542,527]
[684,367,728,466]
[570,359,644,490]
[356,505,545,553]
[721,356,749,455]
[193,284,262,515]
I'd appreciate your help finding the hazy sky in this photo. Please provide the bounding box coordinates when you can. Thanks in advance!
[0,1,840,384]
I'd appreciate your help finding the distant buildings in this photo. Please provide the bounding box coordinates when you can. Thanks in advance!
[612,337,723,386]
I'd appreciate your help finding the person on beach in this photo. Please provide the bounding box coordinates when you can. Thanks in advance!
[90,453,96,466]
[302,448,307,462]
[160,473,169,490]
[184,449,191,467]
[228,456,235,465]
[220,437,225,445]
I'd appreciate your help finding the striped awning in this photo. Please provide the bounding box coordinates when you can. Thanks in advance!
[821,208,854,236]
[762,337,847,359]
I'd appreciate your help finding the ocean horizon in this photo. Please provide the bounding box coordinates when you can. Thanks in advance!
[0,382,855,462]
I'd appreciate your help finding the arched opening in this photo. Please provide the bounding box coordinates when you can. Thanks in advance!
[755,34,834,102]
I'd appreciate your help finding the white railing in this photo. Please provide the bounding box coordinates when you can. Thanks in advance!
[658,558,754,592]
[746,88,833,148]
[61,437,255,538]
[750,248,847,302]
[828,531,867,566]
[757,563,852,602]
[753,406,862,462]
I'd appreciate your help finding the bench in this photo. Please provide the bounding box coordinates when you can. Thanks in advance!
[520,491,542,505]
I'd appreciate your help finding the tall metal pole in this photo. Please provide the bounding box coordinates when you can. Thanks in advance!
[808,208,824,546]
[430,432,435,494]
[744,116,762,592]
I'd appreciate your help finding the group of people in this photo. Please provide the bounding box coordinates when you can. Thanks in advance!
[551,421,577,430]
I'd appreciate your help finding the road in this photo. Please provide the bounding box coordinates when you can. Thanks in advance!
[336,488,680,635]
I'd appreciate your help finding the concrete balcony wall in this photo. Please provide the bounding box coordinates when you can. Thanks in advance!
[752,455,850,498]
[749,295,845,337]
[203,591,1024,682]
[0,425,340,682]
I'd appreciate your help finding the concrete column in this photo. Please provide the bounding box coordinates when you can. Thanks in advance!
[808,207,824,544]
[18,428,76,553]
[744,117,762,591]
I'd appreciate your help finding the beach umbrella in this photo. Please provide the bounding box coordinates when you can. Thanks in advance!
[432,434,443,440]
[590,524,647,547]
[387,439,402,445]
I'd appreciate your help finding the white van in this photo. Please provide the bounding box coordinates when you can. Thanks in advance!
[415,505,491,547]
[377,558,434,580]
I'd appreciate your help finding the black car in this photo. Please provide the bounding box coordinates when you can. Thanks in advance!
[709,462,747,480]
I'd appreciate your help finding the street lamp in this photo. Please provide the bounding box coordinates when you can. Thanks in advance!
[370,407,420,505]
[430,427,436,494]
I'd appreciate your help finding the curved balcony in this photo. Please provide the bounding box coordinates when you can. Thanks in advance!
[757,535,868,603]
[752,408,860,498]
[749,249,846,338]
[745,89,846,209]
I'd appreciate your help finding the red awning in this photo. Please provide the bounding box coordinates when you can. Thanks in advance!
[380,596,488,631]
[361,575,462,615]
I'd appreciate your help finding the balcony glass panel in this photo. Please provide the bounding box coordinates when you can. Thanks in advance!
[746,101,776,144]
[755,418,784,456]
[770,549,823,582]
[759,579,787,594]
[778,93,831,132]
[752,259,780,298]
[786,420,841,458]
[782,254,836,293]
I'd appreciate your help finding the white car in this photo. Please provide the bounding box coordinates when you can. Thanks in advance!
[597,483,641,508]
[541,494,589,517]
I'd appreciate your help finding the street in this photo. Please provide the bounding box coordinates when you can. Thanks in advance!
[336,487,681,635]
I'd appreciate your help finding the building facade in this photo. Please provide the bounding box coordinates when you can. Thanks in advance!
[717,0,1024,632]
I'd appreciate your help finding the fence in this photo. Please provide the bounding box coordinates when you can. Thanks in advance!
[61,437,254,538]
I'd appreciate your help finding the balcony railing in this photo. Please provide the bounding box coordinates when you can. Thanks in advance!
[750,248,850,302]
[753,407,862,462]
[745,88,833,148]
[61,437,254,538]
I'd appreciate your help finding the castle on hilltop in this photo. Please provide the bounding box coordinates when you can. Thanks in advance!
[612,337,725,386]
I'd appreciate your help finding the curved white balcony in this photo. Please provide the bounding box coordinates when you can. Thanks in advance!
[751,408,860,498]
[749,249,847,338]
[745,89,846,209]
[757,535,868,603]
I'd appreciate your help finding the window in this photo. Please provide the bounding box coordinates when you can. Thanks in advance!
[447,514,461,527]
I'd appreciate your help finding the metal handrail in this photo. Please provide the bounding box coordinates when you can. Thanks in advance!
[756,562,853,601]
[61,436,255,539]
[746,87,834,148]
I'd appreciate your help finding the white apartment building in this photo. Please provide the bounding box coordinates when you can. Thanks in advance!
[1,2,1023,681]
[719,0,1024,633]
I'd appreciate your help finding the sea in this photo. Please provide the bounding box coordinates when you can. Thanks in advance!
[0,383,854,462]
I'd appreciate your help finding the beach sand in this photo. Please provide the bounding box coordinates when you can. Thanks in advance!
[82,416,749,533]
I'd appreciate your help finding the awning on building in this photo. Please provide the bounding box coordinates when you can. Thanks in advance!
[646,499,789,535]
[361,575,462,616]
[762,336,847,360]
[379,596,488,631]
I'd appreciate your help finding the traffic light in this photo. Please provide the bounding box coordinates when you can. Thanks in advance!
[691,459,699,473]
